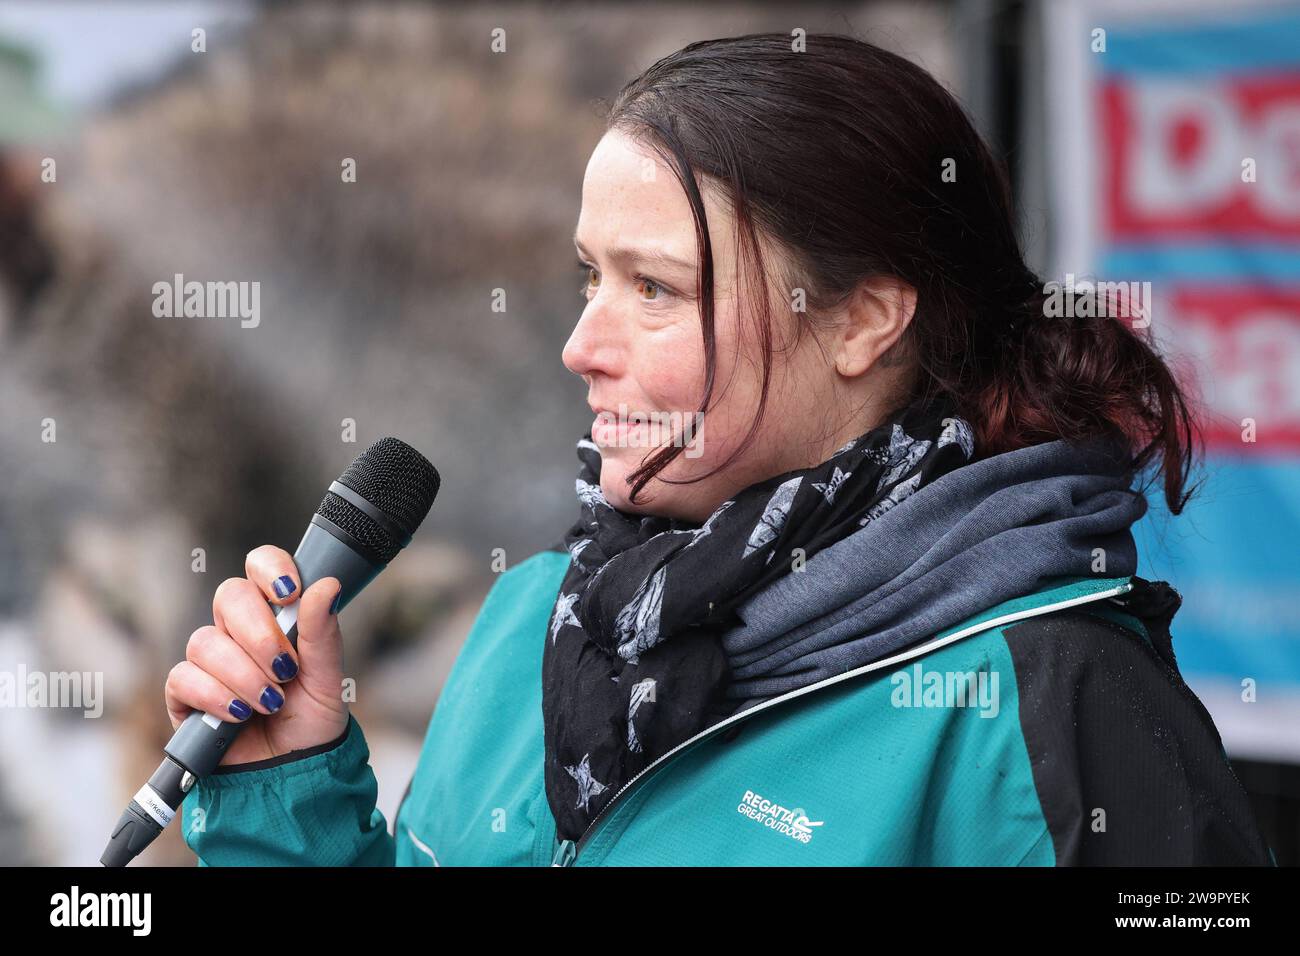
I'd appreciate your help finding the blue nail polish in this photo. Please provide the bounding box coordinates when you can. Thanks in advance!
[261,686,284,712]
[329,588,342,615]
[272,652,298,681]
[273,575,297,599]
[229,699,252,720]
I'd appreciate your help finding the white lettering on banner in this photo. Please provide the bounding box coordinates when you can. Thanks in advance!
[1125,80,1300,220]
[1130,82,1241,216]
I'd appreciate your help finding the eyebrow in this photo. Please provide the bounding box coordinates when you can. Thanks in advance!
[573,232,696,272]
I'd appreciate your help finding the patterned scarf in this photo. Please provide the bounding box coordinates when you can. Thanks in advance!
[541,400,976,842]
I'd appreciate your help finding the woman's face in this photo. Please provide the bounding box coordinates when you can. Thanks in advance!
[563,128,868,523]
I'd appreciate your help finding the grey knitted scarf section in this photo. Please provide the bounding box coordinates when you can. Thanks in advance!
[721,436,1148,706]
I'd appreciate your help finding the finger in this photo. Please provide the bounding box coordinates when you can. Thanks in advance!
[186,625,286,716]
[294,577,345,697]
[212,577,300,686]
[245,544,301,606]
[165,659,255,731]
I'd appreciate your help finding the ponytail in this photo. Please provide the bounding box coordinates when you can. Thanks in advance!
[918,274,1201,514]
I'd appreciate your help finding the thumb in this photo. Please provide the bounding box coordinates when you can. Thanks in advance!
[294,576,345,695]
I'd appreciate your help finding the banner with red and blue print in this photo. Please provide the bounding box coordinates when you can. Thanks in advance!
[1046,0,1300,759]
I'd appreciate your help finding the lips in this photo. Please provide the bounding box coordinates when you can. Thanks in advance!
[590,405,638,427]
[590,405,650,449]
[590,407,650,425]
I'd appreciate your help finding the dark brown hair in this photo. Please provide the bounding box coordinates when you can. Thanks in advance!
[605,32,1199,513]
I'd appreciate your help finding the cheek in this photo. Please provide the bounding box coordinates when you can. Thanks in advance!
[650,321,759,468]
[681,316,813,473]
[631,327,707,413]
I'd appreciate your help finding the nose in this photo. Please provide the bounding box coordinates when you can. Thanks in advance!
[562,298,624,381]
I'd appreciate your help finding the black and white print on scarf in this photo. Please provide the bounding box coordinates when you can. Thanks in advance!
[541,400,976,842]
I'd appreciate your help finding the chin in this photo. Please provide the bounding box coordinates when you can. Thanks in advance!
[601,473,704,523]
[597,460,660,516]
[598,472,642,515]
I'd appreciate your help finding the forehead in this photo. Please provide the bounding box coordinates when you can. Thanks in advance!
[576,128,734,262]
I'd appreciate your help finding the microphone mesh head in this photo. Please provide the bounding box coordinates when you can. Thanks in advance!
[315,437,440,564]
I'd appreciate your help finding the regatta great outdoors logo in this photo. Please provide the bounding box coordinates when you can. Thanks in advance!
[737,789,823,844]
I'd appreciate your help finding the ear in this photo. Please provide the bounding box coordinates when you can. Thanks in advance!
[833,276,917,377]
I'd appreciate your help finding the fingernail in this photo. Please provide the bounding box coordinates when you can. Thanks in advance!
[260,685,284,712]
[229,699,252,720]
[272,652,298,681]
[329,587,342,615]
[273,575,297,599]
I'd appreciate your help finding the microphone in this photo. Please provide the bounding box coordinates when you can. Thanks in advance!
[100,437,441,867]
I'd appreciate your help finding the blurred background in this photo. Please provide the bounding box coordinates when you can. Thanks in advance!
[0,0,1296,865]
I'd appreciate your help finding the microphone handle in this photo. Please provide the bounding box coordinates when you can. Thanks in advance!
[100,518,382,866]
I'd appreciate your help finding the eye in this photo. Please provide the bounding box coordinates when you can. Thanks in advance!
[576,258,599,296]
[634,275,667,302]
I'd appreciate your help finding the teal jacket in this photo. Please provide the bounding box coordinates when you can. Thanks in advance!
[182,548,1273,866]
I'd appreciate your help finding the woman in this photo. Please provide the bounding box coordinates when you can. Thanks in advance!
[173,33,1272,866]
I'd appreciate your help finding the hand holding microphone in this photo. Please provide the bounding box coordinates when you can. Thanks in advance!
[164,545,348,767]
[101,437,440,866]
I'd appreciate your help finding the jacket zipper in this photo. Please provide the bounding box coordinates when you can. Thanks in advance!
[550,578,1133,867]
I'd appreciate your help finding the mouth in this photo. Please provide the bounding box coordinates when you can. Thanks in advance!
[589,405,642,423]
[590,406,650,448]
